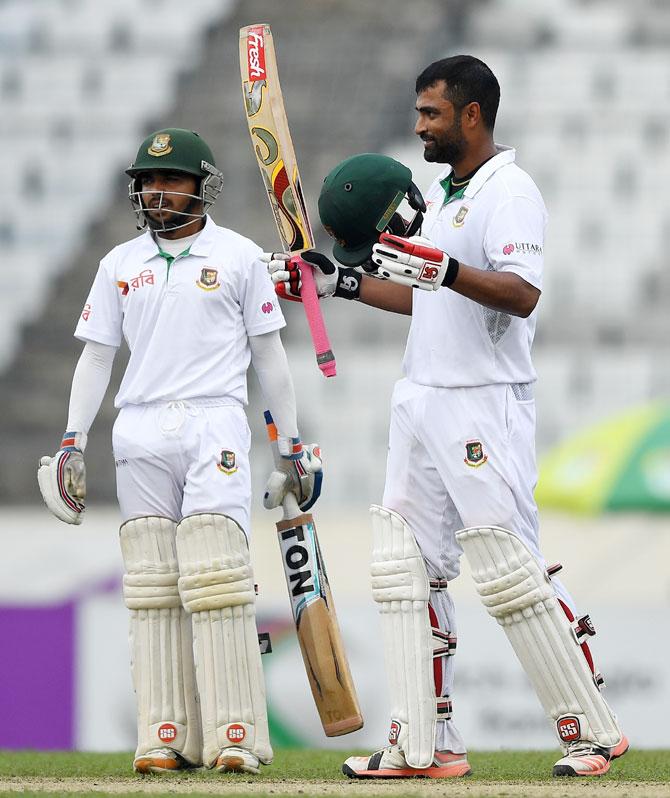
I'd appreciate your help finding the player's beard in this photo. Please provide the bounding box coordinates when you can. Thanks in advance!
[421,116,467,165]
[145,195,201,231]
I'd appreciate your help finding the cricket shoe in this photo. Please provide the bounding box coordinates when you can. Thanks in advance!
[215,746,261,775]
[133,747,195,774]
[552,742,613,776]
[610,734,630,761]
[342,745,471,779]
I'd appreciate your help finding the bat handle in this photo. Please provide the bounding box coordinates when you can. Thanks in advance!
[293,256,337,378]
[281,491,301,521]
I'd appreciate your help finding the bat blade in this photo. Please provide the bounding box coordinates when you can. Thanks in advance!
[240,23,336,377]
[276,511,364,736]
[264,411,362,735]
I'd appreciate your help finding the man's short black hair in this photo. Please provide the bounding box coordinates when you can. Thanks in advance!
[415,55,500,131]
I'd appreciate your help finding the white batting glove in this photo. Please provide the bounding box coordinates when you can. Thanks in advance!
[371,233,460,290]
[263,443,323,512]
[262,411,323,512]
[262,252,303,301]
[37,432,87,524]
[262,251,361,301]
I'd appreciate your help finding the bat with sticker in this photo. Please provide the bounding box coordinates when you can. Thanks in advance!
[264,410,363,736]
[240,23,336,378]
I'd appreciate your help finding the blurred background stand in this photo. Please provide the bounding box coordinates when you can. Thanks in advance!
[0,0,668,752]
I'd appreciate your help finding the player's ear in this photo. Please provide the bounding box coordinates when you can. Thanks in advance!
[462,101,481,129]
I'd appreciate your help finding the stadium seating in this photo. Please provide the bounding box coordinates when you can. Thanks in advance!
[1,0,668,509]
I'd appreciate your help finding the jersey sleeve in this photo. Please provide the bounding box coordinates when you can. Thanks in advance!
[484,195,546,290]
[74,253,123,347]
[241,247,286,336]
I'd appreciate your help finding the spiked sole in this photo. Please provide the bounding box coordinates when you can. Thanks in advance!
[342,762,472,779]
[215,753,260,775]
[133,758,183,775]
[217,755,245,772]
[610,736,630,760]
[553,757,610,777]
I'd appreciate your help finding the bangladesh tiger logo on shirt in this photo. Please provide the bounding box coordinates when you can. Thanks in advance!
[464,439,488,467]
[196,268,220,291]
[217,449,238,475]
[452,205,469,227]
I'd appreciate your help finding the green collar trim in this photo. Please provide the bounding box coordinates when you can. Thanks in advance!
[157,245,191,261]
[440,176,467,205]
[157,245,191,277]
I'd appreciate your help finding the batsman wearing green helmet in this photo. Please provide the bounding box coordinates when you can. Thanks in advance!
[268,55,628,781]
[38,128,323,776]
[126,127,224,233]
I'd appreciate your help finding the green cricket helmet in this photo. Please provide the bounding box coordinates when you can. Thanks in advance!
[126,128,224,231]
[318,153,426,268]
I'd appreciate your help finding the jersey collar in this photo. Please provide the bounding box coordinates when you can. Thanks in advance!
[187,215,217,256]
[438,144,516,203]
[136,215,217,263]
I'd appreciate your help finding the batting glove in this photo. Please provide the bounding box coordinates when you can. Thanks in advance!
[371,233,460,290]
[263,411,323,512]
[262,250,362,301]
[37,431,87,524]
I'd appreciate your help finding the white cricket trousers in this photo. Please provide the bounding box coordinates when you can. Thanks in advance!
[112,400,252,533]
[381,378,574,753]
[382,378,559,582]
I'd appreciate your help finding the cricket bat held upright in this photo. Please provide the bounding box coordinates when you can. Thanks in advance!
[239,23,336,378]
[264,411,363,736]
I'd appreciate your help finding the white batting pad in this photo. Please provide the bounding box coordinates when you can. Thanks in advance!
[456,525,622,749]
[120,516,201,764]
[370,504,436,769]
[176,514,272,767]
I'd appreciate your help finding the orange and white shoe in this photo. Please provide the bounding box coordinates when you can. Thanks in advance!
[215,747,261,775]
[133,747,195,774]
[610,735,630,761]
[553,733,630,777]
[552,742,612,777]
[342,746,471,779]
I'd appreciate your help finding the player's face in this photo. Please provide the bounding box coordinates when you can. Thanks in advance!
[138,171,200,230]
[414,82,467,166]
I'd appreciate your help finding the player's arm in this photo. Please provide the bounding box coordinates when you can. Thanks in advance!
[37,340,117,524]
[445,264,539,317]
[249,330,322,510]
[264,251,413,316]
[372,233,539,318]
[357,273,413,315]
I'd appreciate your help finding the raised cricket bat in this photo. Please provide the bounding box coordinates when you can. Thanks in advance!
[264,411,363,736]
[240,23,336,378]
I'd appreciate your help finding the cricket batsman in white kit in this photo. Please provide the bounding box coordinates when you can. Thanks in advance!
[267,56,629,779]
[37,128,322,776]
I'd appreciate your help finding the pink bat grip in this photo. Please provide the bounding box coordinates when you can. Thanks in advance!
[292,255,336,377]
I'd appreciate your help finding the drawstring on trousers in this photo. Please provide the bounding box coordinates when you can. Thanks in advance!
[158,401,200,437]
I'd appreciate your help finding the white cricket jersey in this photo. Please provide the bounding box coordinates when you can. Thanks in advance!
[75,216,285,407]
[403,145,547,388]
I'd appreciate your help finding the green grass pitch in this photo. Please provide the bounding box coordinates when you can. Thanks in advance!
[0,748,668,797]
